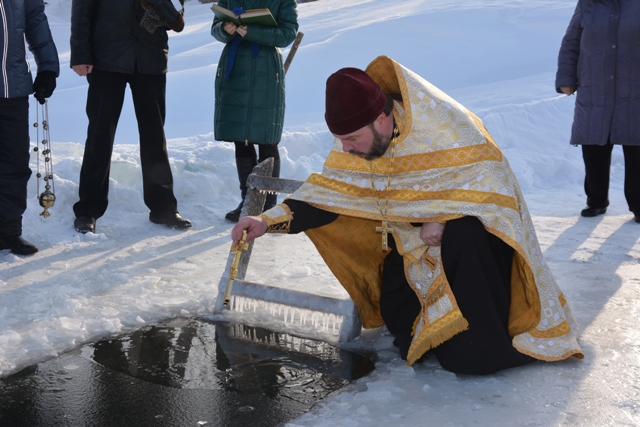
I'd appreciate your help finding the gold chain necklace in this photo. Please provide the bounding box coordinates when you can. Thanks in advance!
[369,125,399,251]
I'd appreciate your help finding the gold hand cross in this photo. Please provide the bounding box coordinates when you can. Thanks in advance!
[223,230,249,307]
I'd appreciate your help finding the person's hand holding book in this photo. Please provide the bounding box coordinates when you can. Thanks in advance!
[223,21,247,37]
[224,21,237,35]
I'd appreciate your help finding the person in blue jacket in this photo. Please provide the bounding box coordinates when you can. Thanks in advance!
[0,0,59,255]
[556,0,640,223]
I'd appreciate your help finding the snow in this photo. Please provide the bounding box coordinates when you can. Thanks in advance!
[1,0,639,425]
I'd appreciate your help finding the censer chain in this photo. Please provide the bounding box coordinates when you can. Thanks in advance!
[33,100,55,218]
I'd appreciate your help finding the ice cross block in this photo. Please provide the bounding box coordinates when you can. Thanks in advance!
[213,158,363,343]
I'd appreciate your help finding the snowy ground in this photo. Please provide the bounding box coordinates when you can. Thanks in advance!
[1,0,639,425]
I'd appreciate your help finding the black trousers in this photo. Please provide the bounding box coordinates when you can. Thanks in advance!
[73,68,177,219]
[0,97,31,238]
[582,143,640,212]
[380,216,533,375]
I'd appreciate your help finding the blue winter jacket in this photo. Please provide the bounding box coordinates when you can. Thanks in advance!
[556,0,640,146]
[0,0,59,99]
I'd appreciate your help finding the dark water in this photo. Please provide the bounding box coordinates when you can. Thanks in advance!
[0,318,374,427]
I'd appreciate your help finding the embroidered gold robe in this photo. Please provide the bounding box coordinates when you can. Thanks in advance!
[262,56,584,365]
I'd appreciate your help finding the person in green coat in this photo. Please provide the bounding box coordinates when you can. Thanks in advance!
[212,0,299,222]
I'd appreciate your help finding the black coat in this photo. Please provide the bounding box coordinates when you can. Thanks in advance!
[556,0,640,146]
[70,0,183,74]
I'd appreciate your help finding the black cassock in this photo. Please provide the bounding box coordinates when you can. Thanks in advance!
[282,199,534,375]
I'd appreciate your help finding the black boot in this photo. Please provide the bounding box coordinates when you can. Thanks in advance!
[225,157,257,222]
[74,216,96,234]
[262,158,280,211]
[149,212,192,229]
[580,206,607,217]
[0,236,38,255]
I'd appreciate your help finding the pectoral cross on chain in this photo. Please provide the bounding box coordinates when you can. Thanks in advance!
[376,220,392,251]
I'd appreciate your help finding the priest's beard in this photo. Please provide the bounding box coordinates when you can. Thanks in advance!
[349,124,391,161]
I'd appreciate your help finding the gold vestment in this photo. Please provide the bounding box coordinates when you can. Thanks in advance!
[262,56,584,365]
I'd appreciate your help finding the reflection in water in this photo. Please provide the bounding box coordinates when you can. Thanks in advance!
[223,294,347,343]
[0,318,374,427]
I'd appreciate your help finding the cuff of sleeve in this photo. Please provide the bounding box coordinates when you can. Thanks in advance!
[260,204,294,233]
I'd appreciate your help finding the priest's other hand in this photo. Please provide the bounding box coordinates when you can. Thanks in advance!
[420,222,445,246]
[232,216,268,243]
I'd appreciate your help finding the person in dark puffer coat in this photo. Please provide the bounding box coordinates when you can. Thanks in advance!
[211,0,298,222]
[556,0,640,223]
[0,0,59,256]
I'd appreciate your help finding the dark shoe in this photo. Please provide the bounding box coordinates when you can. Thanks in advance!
[74,216,96,234]
[225,202,243,223]
[580,206,607,217]
[0,236,38,255]
[150,212,192,229]
[225,156,258,222]
[635,213,640,224]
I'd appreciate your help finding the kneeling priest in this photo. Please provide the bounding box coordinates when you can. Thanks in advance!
[231,56,584,374]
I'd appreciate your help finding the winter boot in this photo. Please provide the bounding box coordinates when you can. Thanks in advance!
[225,157,257,222]
[0,236,38,255]
[262,158,280,211]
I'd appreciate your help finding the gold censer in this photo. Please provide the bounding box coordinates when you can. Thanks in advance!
[33,100,55,218]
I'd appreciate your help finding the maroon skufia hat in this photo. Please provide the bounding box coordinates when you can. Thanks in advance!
[325,67,387,135]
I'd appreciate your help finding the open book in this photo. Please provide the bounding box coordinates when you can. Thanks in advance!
[211,4,277,27]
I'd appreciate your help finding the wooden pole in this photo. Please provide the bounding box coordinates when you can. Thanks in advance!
[284,31,304,74]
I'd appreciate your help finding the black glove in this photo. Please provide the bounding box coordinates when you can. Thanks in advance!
[33,70,57,104]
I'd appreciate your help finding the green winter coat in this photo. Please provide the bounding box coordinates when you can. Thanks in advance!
[212,0,298,145]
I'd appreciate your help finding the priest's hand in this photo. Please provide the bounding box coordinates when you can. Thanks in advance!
[420,222,445,246]
[232,216,268,243]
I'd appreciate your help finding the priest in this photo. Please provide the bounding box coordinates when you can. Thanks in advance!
[231,56,583,374]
